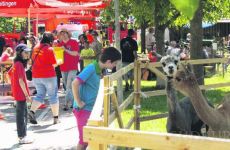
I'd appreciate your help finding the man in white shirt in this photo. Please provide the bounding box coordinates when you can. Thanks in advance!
[145,27,155,52]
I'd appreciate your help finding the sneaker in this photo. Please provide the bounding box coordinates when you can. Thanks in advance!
[63,106,69,111]
[19,136,34,144]
[28,111,37,124]
[53,118,60,124]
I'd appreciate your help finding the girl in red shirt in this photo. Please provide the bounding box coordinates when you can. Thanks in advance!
[8,44,33,144]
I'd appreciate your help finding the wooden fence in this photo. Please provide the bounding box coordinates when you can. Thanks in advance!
[84,57,230,149]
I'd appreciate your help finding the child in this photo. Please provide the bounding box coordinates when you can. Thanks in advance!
[8,44,33,144]
[80,41,95,68]
[0,45,13,62]
[72,47,121,150]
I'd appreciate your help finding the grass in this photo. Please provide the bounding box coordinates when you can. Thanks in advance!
[115,69,230,133]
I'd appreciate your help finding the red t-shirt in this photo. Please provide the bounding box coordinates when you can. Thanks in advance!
[32,44,57,78]
[8,62,29,101]
[148,51,157,62]
[59,39,79,72]
[86,34,94,43]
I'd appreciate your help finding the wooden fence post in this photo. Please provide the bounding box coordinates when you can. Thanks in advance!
[103,76,110,127]
[134,60,141,130]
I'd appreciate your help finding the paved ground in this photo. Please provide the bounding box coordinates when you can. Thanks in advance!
[0,94,79,150]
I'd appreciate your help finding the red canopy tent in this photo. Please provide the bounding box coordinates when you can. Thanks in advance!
[0,0,110,35]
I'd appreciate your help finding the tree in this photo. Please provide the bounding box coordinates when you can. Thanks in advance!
[170,0,230,85]
[101,0,229,87]
[131,0,155,53]
[100,0,155,53]
[0,18,26,33]
[190,0,204,85]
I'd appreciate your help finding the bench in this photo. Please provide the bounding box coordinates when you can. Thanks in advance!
[0,81,36,95]
[0,96,14,104]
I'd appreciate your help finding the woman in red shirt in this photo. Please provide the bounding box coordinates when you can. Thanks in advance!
[8,44,33,144]
[28,32,60,125]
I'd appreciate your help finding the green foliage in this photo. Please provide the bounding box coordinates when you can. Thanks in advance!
[154,0,178,26]
[131,0,155,27]
[101,0,229,28]
[171,0,230,26]
[203,0,230,22]
[0,17,26,33]
[170,0,199,20]
[0,18,14,33]
[100,0,155,28]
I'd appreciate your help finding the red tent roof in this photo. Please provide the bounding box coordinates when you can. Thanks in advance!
[0,0,110,19]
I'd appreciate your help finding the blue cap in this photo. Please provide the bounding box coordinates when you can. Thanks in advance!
[15,44,31,52]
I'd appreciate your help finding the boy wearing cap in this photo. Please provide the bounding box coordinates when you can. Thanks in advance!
[8,44,33,144]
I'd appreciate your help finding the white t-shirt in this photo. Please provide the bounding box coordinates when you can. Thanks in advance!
[145,33,155,49]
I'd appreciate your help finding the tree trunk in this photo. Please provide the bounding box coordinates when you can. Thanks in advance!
[114,0,123,104]
[190,0,204,85]
[140,20,147,54]
[154,1,167,89]
[155,25,166,55]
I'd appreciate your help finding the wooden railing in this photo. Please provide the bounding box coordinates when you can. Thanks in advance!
[85,57,230,149]
[84,126,230,150]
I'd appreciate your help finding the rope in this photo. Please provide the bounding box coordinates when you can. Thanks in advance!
[133,91,149,98]
[104,86,115,95]
[133,105,141,110]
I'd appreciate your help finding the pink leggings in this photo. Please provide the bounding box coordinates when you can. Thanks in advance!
[73,109,91,146]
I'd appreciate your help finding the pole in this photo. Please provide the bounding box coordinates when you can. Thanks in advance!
[114,0,123,104]
[27,7,31,36]
[36,14,38,37]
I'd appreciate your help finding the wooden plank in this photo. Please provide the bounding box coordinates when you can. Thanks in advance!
[184,58,228,65]
[103,77,110,127]
[125,117,134,129]
[147,65,166,81]
[87,120,104,127]
[109,93,134,124]
[109,63,134,81]
[134,61,141,130]
[87,142,101,150]
[140,113,168,122]
[144,58,228,69]
[111,92,124,128]
[143,90,166,97]
[142,83,230,97]
[200,82,230,90]
[84,126,230,150]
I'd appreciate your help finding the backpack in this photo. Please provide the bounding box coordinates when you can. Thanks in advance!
[122,40,132,50]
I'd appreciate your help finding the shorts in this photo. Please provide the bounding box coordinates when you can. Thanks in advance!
[33,77,58,104]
